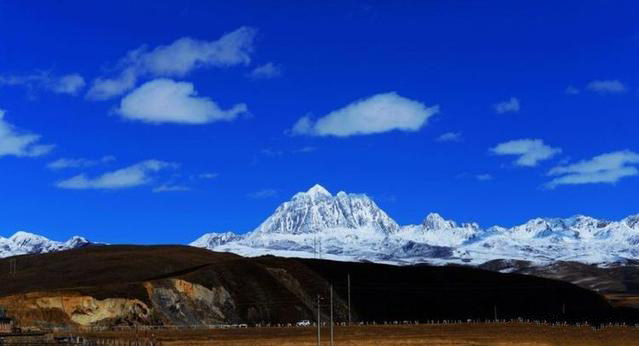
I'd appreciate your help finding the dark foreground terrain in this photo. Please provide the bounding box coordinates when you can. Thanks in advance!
[0,245,638,329]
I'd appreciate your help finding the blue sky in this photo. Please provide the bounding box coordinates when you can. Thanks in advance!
[0,1,638,244]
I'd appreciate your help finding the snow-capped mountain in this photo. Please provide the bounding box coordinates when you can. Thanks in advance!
[5,184,637,266]
[191,184,639,266]
[398,213,482,247]
[191,232,244,248]
[0,231,92,258]
[250,184,399,236]
[232,184,400,259]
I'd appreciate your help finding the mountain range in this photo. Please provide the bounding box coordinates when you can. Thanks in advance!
[191,184,639,266]
[4,184,639,267]
[0,231,91,257]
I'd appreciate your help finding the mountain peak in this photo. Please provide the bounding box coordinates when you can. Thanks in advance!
[306,184,331,197]
[9,231,50,244]
[250,185,399,236]
[423,213,455,230]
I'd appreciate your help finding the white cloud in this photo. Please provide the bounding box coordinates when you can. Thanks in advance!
[86,69,137,101]
[56,160,176,190]
[586,80,626,94]
[436,132,462,142]
[87,27,256,100]
[493,97,520,114]
[293,146,317,153]
[491,139,561,167]
[546,150,639,189]
[153,184,190,192]
[0,72,85,96]
[199,172,219,179]
[117,79,248,124]
[249,62,282,79]
[0,109,54,158]
[248,188,279,199]
[291,92,438,137]
[476,174,493,181]
[47,155,115,170]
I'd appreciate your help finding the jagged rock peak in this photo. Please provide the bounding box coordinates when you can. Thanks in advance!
[307,184,331,197]
[250,184,400,236]
[422,213,455,229]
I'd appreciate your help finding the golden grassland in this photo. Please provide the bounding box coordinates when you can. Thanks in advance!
[75,322,639,346]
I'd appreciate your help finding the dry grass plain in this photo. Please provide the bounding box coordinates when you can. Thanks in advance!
[77,323,639,346]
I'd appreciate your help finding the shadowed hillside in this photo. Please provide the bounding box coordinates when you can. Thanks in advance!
[0,245,637,328]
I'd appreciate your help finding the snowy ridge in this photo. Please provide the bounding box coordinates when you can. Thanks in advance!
[192,184,639,266]
[0,231,92,258]
[191,232,244,248]
[249,184,399,237]
[4,184,637,266]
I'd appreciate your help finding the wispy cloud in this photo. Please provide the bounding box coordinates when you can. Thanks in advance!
[116,79,248,124]
[0,109,54,158]
[47,156,115,170]
[86,27,256,100]
[436,132,462,142]
[291,92,438,137]
[491,139,561,167]
[546,150,639,189]
[248,62,282,79]
[248,188,279,199]
[0,72,85,96]
[199,172,219,179]
[292,146,317,153]
[493,97,520,114]
[586,80,626,94]
[476,174,493,181]
[153,184,190,192]
[56,160,177,190]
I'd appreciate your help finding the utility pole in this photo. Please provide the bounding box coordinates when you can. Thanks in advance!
[330,285,334,346]
[494,305,497,322]
[347,274,351,326]
[317,294,321,346]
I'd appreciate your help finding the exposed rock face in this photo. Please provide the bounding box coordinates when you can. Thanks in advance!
[0,279,238,328]
[0,293,151,327]
[146,279,238,325]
